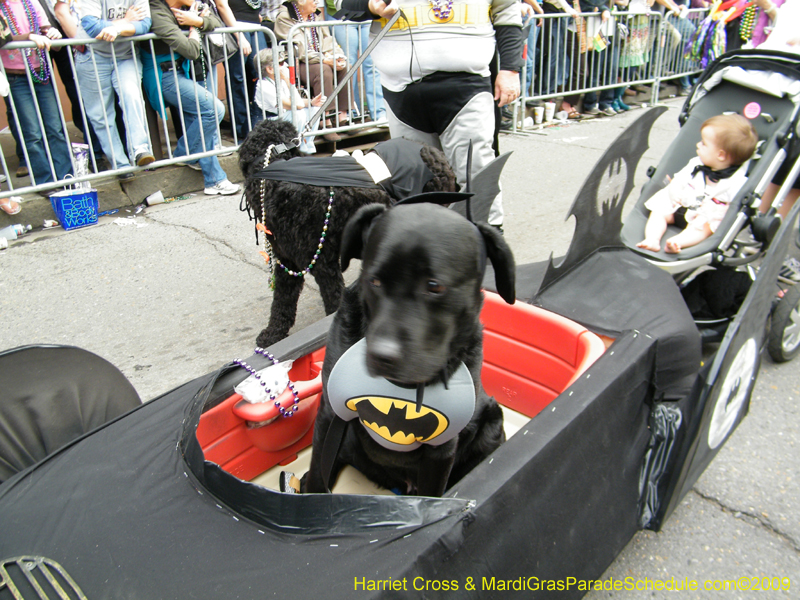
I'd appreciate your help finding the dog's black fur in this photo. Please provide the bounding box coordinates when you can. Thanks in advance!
[238,120,458,347]
[301,203,516,497]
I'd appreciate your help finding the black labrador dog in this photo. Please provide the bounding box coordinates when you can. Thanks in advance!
[238,120,457,348]
[299,202,516,497]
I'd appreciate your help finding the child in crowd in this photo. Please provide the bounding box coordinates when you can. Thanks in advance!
[253,47,324,154]
[637,114,758,253]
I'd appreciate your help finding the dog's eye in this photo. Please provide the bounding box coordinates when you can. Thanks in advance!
[426,280,445,295]
[369,277,381,288]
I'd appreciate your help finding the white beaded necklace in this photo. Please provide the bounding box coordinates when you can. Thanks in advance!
[257,144,334,287]
[292,1,319,51]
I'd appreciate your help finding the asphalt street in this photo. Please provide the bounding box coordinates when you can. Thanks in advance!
[1,97,797,598]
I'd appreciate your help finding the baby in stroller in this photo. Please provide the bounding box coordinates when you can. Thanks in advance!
[622,49,800,268]
[620,48,800,361]
[637,114,758,254]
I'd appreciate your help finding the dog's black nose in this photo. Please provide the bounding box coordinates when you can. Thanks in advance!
[366,338,403,375]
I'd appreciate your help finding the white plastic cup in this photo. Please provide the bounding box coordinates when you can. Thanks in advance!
[145,190,165,206]
[0,223,29,240]
[544,101,556,121]
[533,106,544,124]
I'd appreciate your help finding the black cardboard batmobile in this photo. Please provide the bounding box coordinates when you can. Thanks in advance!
[2,50,799,599]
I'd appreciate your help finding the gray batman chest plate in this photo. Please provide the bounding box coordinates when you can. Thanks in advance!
[327,339,476,452]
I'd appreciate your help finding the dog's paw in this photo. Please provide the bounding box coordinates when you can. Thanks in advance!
[256,329,284,349]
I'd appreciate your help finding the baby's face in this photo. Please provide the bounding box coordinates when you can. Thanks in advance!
[696,125,732,170]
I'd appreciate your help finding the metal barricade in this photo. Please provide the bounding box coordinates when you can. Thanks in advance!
[656,8,706,87]
[1,31,257,196]
[0,12,708,195]
[511,9,707,133]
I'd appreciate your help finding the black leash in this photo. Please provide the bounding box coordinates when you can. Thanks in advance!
[320,415,348,492]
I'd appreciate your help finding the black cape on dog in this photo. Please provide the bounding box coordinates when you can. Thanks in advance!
[251,139,436,201]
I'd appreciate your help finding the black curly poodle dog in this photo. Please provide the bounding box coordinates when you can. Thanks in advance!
[239,119,458,348]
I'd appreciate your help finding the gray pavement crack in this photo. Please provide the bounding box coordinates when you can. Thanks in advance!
[142,212,262,270]
[140,211,329,292]
[691,488,800,554]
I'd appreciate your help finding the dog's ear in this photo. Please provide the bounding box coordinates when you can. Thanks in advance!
[341,204,388,271]
[476,223,516,304]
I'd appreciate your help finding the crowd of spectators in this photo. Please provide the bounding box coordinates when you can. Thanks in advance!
[0,0,714,200]
[515,0,703,121]
[0,0,389,194]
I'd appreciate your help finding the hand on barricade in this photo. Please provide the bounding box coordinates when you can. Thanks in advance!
[97,25,120,41]
[29,33,52,50]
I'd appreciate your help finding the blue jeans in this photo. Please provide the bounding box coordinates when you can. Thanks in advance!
[4,74,72,185]
[225,30,268,141]
[543,14,570,95]
[159,69,228,187]
[327,17,385,119]
[522,17,540,96]
[582,41,620,111]
[75,48,151,169]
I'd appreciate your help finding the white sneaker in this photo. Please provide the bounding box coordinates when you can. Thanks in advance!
[178,160,203,171]
[205,179,240,196]
[215,144,236,157]
[778,257,800,284]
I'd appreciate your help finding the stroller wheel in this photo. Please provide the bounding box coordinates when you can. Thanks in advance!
[767,284,800,362]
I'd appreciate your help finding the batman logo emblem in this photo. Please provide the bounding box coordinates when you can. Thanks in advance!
[345,396,450,445]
